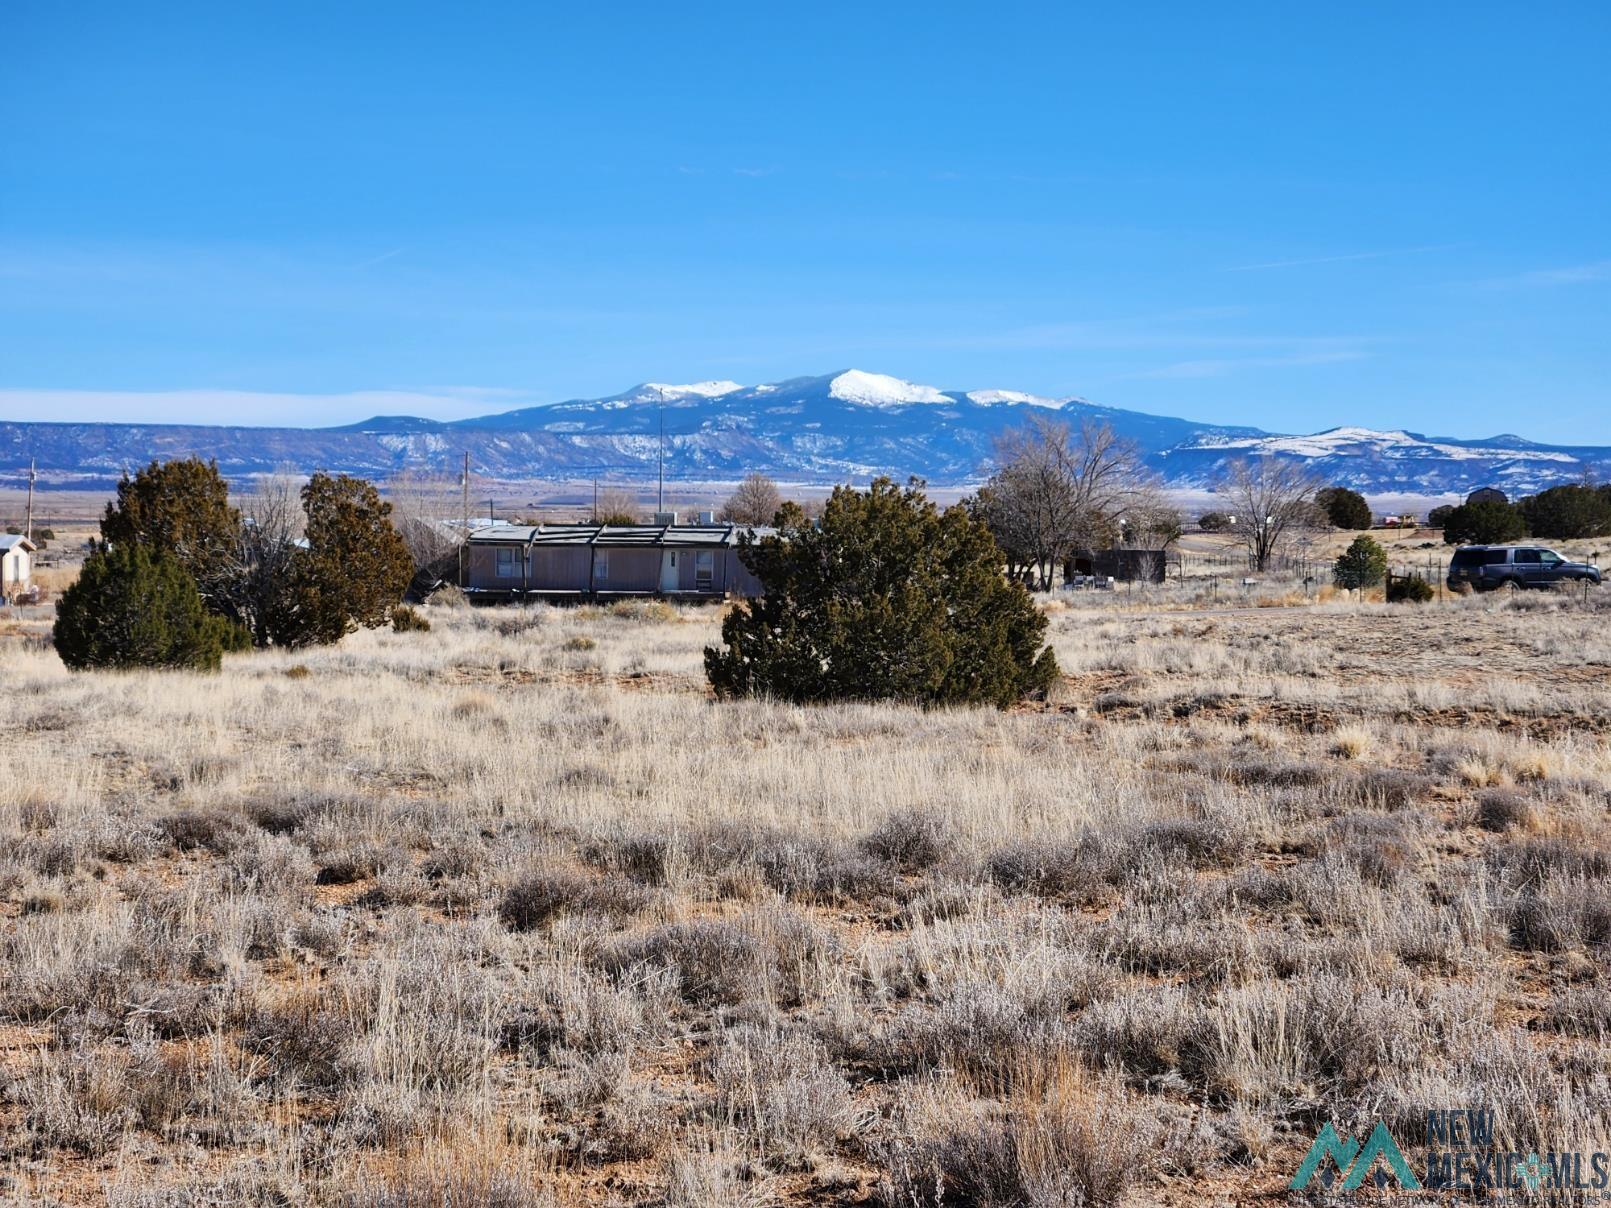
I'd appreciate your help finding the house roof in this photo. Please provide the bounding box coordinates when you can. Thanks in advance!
[0,535,36,552]
[469,523,775,549]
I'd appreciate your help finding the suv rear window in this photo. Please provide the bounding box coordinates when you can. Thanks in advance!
[1514,549,1541,564]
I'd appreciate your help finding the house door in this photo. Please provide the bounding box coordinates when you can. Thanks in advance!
[660,550,679,592]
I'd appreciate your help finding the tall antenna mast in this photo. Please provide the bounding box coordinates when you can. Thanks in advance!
[25,459,35,543]
[460,451,471,587]
[656,387,665,514]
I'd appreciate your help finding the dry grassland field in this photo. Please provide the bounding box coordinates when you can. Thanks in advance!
[2,581,1610,1205]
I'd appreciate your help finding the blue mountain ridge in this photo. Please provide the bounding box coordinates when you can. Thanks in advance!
[3,370,1606,495]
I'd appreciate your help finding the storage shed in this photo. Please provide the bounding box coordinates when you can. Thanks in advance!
[0,535,35,597]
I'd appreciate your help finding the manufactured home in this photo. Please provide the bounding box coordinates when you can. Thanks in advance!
[466,521,772,600]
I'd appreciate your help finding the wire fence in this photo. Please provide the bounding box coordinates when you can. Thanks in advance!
[1052,555,1605,610]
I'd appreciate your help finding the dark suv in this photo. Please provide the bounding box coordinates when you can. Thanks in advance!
[1447,545,1602,592]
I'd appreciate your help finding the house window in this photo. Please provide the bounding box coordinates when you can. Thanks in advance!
[594,551,609,581]
[695,550,714,590]
[495,548,519,578]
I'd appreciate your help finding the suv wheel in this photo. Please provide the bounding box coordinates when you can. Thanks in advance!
[1500,577,1524,593]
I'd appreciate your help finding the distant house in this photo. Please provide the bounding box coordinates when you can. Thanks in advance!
[1466,487,1508,505]
[466,519,771,599]
[0,535,35,596]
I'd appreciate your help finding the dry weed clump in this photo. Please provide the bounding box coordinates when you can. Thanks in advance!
[876,1056,1162,1208]
[711,1024,867,1168]
[1,596,1607,1203]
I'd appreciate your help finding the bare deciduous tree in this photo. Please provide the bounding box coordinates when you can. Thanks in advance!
[1219,457,1323,572]
[718,472,783,526]
[1051,418,1151,544]
[226,472,304,646]
[971,456,1078,589]
[594,487,641,525]
[387,470,462,573]
[975,416,1156,589]
[1120,495,1183,551]
[1118,494,1183,582]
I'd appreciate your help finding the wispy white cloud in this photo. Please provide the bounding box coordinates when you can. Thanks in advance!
[732,166,778,177]
[1227,244,1459,271]
[352,247,406,270]
[1475,259,1611,288]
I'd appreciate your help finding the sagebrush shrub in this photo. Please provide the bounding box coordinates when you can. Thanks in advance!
[608,920,769,1006]
[861,807,956,872]
[876,1059,1157,1208]
[986,834,1113,903]
[1387,575,1435,603]
[1477,788,1536,833]
[1508,876,1611,952]
[160,809,250,855]
[498,866,650,932]
[711,1025,862,1167]
[686,822,889,903]
[390,605,431,633]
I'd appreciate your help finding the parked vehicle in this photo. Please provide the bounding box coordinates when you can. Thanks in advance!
[1447,545,1602,592]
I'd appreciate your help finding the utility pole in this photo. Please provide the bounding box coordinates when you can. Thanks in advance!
[656,387,666,514]
[25,459,35,543]
[460,452,470,588]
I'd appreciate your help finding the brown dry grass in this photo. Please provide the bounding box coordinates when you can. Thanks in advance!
[1,588,1608,1205]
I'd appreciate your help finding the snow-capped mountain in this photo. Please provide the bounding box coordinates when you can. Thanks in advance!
[826,370,953,406]
[1158,424,1602,493]
[1,369,1605,495]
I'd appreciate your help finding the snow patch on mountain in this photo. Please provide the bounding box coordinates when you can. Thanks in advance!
[829,370,951,406]
[1184,427,1578,464]
[639,380,744,399]
[966,389,1065,409]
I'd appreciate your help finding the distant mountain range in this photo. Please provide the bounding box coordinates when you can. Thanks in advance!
[2,369,1606,497]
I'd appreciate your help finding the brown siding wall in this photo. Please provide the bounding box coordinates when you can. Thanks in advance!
[531,547,592,591]
[728,551,764,598]
[469,539,765,597]
[468,544,517,591]
[592,547,659,592]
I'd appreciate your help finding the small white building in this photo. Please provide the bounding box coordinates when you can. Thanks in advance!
[0,535,36,596]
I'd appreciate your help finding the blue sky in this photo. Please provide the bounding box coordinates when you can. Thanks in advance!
[2,1,1608,440]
